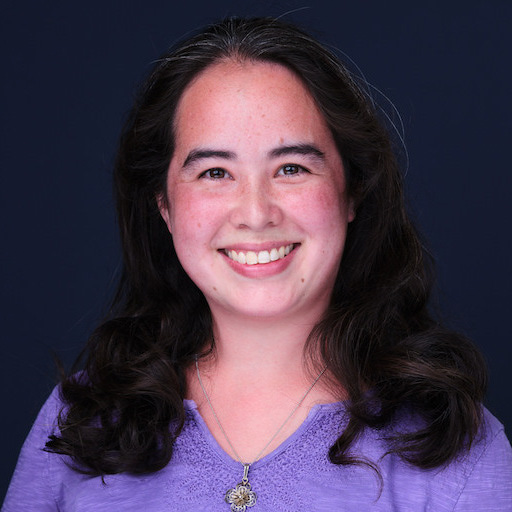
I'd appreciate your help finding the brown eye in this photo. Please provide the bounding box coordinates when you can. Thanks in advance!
[277,164,309,176]
[200,168,230,179]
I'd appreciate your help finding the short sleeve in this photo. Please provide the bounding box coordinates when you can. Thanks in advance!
[1,387,61,511]
[453,423,512,511]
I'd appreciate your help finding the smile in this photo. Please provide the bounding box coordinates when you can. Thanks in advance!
[224,244,295,265]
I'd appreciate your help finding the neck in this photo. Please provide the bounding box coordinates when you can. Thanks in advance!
[205,307,323,382]
[186,307,341,463]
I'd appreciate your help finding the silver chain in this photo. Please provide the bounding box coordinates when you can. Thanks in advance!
[195,357,327,466]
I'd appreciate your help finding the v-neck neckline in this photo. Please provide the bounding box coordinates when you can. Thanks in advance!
[183,398,345,471]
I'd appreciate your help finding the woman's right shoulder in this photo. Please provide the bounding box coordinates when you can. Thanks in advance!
[1,382,75,511]
[37,372,88,424]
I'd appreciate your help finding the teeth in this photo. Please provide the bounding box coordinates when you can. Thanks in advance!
[246,251,258,265]
[226,244,295,265]
[258,250,270,264]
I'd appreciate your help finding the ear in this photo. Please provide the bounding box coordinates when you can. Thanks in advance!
[156,193,172,233]
[347,197,356,223]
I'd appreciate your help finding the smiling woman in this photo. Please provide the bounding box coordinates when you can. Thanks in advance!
[3,16,512,512]
[159,60,354,321]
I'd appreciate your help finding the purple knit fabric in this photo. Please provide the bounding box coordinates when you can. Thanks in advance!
[3,386,512,511]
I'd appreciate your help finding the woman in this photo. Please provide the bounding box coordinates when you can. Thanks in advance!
[3,16,511,511]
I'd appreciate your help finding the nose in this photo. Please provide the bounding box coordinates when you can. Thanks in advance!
[230,179,283,231]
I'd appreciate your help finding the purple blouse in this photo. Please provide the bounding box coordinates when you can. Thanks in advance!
[3,386,512,511]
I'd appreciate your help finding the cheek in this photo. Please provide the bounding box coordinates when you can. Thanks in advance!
[168,186,220,258]
[170,187,203,231]
[292,185,349,233]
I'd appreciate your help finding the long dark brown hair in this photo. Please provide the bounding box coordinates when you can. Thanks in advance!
[46,16,486,476]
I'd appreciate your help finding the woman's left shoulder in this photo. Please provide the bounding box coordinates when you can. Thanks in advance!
[481,407,510,449]
[467,407,512,475]
[364,406,512,511]
[430,407,512,511]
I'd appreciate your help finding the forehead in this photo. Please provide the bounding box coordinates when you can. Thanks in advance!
[172,60,333,151]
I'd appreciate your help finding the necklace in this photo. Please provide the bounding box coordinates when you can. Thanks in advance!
[195,357,327,511]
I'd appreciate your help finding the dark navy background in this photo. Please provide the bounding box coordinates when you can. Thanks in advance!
[1,0,511,499]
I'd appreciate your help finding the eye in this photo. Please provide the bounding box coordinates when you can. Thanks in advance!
[276,164,310,177]
[199,168,231,180]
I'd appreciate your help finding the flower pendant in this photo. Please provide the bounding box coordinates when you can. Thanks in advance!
[225,482,257,511]
[225,464,257,511]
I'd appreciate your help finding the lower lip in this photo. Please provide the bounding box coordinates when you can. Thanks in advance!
[221,246,298,278]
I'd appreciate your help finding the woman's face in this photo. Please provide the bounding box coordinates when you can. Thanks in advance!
[160,60,355,322]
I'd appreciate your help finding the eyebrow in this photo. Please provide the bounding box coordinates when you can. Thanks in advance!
[183,149,236,169]
[181,143,325,169]
[268,143,325,161]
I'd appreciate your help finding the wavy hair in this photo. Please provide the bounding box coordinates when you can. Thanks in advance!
[46,16,486,476]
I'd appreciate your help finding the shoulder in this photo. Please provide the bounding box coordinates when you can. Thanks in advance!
[20,384,65,448]
[2,384,66,511]
[337,406,512,511]
[388,407,512,511]
[477,407,510,457]
[450,407,511,483]
[448,407,512,511]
